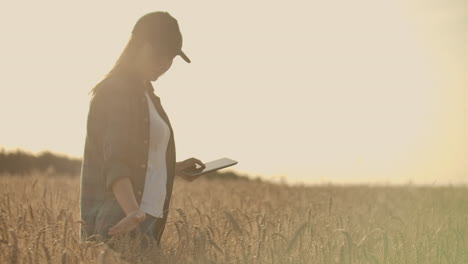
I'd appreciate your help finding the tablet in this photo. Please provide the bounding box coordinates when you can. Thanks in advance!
[181,157,238,177]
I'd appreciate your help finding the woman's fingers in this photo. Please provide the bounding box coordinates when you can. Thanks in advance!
[108,226,122,236]
[109,221,137,236]
[108,214,142,236]
[108,221,127,235]
[191,157,206,169]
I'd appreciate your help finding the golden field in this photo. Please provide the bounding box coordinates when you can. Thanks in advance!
[0,172,467,263]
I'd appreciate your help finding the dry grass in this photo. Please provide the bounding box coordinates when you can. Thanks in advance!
[0,172,467,263]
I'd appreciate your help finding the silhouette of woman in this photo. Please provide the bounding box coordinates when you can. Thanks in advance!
[79,11,205,253]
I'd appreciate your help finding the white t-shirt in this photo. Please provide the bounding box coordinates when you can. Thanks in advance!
[139,91,171,218]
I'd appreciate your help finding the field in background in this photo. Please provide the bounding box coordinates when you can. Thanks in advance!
[0,173,467,263]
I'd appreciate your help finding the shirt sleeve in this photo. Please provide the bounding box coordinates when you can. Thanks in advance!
[101,88,134,192]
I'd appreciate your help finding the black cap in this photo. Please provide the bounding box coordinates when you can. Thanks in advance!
[132,11,191,63]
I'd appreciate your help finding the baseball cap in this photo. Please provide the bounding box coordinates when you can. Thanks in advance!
[132,11,191,63]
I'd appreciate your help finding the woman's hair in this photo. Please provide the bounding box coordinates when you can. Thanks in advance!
[88,35,142,96]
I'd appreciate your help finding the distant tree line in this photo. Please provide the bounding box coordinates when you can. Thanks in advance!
[0,148,255,181]
[0,148,82,176]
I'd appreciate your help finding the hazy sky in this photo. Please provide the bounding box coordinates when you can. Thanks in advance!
[1,0,466,184]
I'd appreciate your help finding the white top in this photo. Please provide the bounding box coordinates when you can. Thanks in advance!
[140,91,171,218]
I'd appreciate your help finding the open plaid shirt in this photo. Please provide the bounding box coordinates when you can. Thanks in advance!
[79,71,176,244]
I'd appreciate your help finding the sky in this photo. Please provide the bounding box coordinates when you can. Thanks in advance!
[0,0,466,185]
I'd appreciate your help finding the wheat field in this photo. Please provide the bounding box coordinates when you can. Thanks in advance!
[0,172,467,264]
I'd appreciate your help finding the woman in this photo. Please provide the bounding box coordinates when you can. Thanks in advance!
[79,11,205,250]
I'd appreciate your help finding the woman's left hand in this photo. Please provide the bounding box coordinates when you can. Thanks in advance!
[108,209,146,237]
[176,157,206,182]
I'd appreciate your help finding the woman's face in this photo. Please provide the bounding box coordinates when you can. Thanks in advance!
[138,41,176,81]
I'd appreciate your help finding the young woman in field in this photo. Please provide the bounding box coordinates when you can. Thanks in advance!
[79,11,205,250]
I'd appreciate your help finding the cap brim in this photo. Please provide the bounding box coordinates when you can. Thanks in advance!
[179,50,191,63]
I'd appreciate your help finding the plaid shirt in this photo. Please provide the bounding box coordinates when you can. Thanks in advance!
[79,71,176,244]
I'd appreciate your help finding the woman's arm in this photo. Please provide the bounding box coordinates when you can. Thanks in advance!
[111,177,140,215]
[99,87,145,236]
[108,177,146,236]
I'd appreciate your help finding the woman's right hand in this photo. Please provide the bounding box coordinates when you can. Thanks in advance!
[108,209,146,236]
